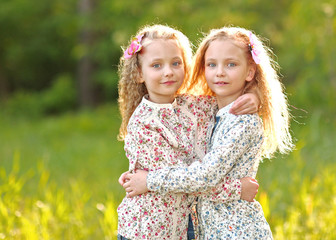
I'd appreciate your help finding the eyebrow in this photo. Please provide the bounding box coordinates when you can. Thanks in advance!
[150,56,183,62]
[205,57,238,62]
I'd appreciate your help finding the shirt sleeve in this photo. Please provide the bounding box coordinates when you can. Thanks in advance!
[125,120,184,172]
[206,178,242,202]
[147,114,261,195]
[185,177,242,202]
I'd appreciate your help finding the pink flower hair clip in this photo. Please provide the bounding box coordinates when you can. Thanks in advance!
[248,31,261,64]
[124,34,144,59]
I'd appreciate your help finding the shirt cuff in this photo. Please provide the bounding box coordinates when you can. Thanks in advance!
[232,178,242,200]
[146,168,170,192]
[209,177,242,202]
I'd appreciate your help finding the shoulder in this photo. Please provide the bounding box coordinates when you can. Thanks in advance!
[177,94,217,114]
[177,94,216,105]
[128,102,155,127]
[214,113,263,145]
[225,113,262,130]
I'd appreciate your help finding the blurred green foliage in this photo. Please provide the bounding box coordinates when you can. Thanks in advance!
[2,75,76,117]
[0,0,335,110]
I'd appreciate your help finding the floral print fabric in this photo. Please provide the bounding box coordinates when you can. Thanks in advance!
[117,95,242,240]
[147,102,273,239]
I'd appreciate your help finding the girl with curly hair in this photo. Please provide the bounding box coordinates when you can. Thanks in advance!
[117,24,260,240]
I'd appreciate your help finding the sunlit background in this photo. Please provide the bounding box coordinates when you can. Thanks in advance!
[1,0,335,239]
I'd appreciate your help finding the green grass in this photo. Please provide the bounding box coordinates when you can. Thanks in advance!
[1,103,336,239]
[1,104,128,199]
[0,104,127,239]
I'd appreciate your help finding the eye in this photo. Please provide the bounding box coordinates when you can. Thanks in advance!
[172,61,182,67]
[207,63,216,67]
[227,62,236,67]
[152,63,161,68]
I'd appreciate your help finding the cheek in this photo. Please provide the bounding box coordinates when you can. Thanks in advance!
[204,69,213,81]
[177,69,185,80]
[230,71,243,80]
[147,69,159,79]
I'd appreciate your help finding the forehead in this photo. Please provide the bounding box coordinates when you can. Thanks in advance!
[142,39,182,58]
[205,39,246,59]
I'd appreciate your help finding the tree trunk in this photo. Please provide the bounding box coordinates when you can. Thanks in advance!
[77,0,94,107]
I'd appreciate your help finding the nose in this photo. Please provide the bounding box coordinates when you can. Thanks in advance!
[164,65,173,77]
[216,66,225,77]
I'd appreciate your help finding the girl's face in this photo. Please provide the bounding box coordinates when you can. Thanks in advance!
[139,39,185,104]
[204,39,255,108]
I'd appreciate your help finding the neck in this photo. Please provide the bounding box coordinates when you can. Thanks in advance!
[216,91,243,109]
[147,95,175,104]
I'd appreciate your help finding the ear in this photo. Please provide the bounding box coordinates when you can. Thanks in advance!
[137,69,145,83]
[246,65,256,82]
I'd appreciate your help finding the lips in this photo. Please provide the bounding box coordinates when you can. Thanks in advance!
[162,81,176,85]
[215,81,229,85]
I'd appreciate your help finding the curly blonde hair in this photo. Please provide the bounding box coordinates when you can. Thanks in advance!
[117,24,192,141]
[187,26,293,158]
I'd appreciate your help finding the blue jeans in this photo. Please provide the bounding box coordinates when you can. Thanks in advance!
[117,234,130,240]
[187,214,195,240]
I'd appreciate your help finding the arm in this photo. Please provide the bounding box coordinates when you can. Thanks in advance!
[147,114,262,195]
[123,170,259,202]
[124,114,262,196]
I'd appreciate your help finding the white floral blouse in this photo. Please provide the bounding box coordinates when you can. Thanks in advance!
[118,95,242,240]
[147,102,273,239]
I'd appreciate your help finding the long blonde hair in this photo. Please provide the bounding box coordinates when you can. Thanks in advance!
[188,26,293,158]
[117,24,192,141]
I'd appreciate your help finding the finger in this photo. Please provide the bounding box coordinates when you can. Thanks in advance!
[124,172,134,179]
[119,171,132,184]
[230,100,243,114]
[118,173,127,185]
[243,106,257,114]
[120,176,130,185]
[245,102,258,113]
[233,96,244,107]
[232,101,251,115]
[236,104,256,115]
[123,181,131,189]
[126,191,134,198]
[125,187,132,193]
[118,176,124,186]
[232,108,248,115]
[127,191,137,198]
[124,185,133,192]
